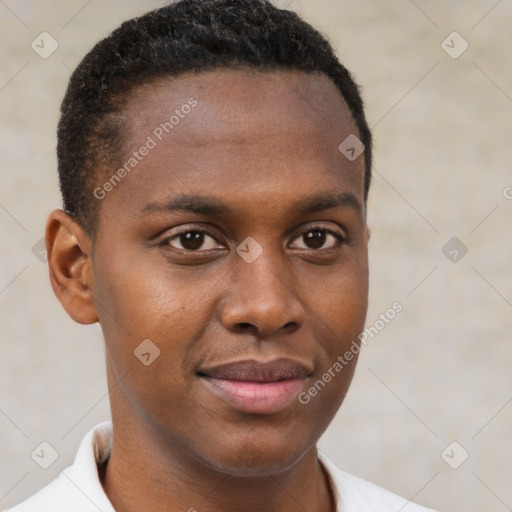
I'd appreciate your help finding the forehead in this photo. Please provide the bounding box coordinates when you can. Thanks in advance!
[96,68,364,225]
[123,68,358,151]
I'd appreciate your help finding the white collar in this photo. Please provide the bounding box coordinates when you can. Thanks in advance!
[9,421,435,512]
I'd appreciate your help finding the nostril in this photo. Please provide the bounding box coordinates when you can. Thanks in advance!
[235,322,256,333]
[284,321,298,331]
[232,321,299,335]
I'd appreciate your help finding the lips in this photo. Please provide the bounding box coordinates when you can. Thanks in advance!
[199,359,311,382]
[198,359,312,414]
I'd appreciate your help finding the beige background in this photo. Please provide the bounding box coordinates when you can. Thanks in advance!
[1,1,511,510]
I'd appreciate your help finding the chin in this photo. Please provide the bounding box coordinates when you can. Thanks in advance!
[195,433,314,478]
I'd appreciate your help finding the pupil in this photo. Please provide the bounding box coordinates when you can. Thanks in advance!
[305,230,326,249]
[181,232,204,250]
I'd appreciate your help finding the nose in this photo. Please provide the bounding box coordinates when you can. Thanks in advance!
[220,249,305,338]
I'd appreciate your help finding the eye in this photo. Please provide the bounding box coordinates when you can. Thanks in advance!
[290,227,346,251]
[164,229,223,252]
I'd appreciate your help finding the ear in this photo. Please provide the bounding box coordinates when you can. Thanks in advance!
[46,209,99,324]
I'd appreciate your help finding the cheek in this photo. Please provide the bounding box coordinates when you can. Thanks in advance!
[91,256,167,358]
[311,257,369,346]
[301,268,367,421]
[92,258,203,419]
[94,249,197,332]
[92,248,222,385]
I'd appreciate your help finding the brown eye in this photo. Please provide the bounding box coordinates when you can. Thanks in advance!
[290,227,345,251]
[304,230,327,249]
[167,230,220,251]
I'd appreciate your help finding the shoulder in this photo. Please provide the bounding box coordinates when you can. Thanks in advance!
[6,472,94,512]
[6,422,115,512]
[318,450,438,512]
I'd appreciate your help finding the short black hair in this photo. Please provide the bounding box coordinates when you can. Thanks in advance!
[58,0,372,234]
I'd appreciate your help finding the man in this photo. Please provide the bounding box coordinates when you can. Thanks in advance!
[8,1,437,510]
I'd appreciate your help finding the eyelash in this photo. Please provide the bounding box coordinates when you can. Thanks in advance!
[160,225,347,253]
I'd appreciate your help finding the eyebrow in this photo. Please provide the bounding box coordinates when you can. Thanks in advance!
[141,191,362,217]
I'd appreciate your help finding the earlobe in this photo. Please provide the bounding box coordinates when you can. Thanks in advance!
[46,209,99,325]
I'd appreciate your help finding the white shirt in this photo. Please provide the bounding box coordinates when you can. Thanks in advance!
[7,421,437,512]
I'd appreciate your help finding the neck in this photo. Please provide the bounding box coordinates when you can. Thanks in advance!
[100,414,334,512]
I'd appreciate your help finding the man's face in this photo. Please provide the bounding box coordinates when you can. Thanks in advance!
[90,69,368,475]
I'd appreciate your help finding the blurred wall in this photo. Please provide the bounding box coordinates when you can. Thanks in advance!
[1,1,511,510]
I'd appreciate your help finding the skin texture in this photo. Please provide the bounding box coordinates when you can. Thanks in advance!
[46,69,369,512]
